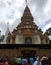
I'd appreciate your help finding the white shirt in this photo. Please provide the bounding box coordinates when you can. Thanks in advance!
[33,61,38,65]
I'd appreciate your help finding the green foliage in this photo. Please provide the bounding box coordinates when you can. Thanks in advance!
[46,27,51,35]
[49,40,51,44]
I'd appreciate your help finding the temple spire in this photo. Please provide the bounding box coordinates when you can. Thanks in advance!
[5,22,10,35]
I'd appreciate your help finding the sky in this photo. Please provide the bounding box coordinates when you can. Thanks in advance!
[0,0,51,35]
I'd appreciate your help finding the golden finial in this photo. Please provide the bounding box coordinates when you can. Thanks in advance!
[25,0,27,6]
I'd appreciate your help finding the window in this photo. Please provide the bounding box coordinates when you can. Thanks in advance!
[25,37,32,44]
[34,35,41,44]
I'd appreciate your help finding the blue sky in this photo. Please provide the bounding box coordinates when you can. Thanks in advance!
[0,0,51,35]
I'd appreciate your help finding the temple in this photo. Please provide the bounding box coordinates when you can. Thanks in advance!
[6,5,49,44]
[0,1,51,60]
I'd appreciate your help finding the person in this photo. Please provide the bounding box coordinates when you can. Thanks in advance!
[3,61,9,65]
[26,58,30,65]
[41,56,48,65]
[33,56,41,65]
[16,56,22,65]
[33,59,38,65]
[29,56,34,65]
[0,58,3,65]
[47,57,51,65]
[22,56,27,65]
[36,57,41,65]
[14,56,17,65]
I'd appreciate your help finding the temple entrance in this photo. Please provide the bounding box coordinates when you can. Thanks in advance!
[25,37,32,44]
[22,50,36,57]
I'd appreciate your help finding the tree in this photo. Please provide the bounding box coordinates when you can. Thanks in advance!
[45,27,51,44]
[45,27,51,35]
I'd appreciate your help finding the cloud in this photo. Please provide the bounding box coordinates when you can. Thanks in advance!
[28,0,48,11]
[0,22,7,35]
[28,0,51,31]
[42,23,51,32]
[11,18,21,31]
[44,0,51,14]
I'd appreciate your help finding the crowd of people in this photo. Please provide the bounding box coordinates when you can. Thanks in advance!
[0,56,9,65]
[0,56,51,65]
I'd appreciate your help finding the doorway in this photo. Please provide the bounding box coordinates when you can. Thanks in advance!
[22,50,36,57]
[25,37,32,44]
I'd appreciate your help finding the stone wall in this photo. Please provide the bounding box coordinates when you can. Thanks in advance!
[0,48,51,61]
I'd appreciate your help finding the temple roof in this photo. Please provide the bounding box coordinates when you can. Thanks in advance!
[21,5,33,22]
[12,5,43,34]
[24,5,30,12]
[23,5,31,16]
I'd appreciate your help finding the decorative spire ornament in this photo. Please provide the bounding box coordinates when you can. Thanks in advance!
[2,22,10,44]
[6,22,10,35]
[25,0,27,6]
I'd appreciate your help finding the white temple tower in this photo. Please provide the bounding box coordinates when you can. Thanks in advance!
[3,22,10,44]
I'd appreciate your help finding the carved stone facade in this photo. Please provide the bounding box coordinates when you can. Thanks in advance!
[6,5,49,44]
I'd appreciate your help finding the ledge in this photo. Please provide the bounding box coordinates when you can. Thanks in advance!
[0,44,51,49]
